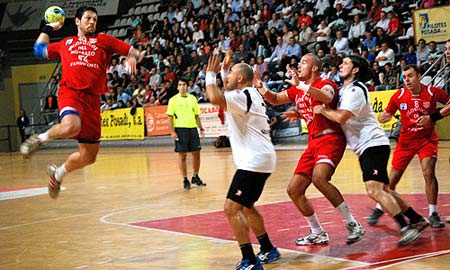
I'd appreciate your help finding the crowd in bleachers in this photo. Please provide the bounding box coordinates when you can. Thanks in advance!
[102,0,449,111]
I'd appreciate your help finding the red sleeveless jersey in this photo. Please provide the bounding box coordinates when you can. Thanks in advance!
[385,84,450,141]
[286,77,343,136]
[47,33,131,94]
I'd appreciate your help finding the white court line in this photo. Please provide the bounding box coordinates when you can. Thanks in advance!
[340,249,450,270]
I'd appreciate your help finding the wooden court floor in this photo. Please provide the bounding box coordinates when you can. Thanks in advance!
[0,141,449,270]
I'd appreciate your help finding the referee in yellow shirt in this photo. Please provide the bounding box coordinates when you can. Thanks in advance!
[167,78,207,189]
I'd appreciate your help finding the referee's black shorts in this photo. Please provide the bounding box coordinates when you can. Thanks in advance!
[226,169,271,208]
[174,127,201,152]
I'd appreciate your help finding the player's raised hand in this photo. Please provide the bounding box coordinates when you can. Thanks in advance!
[285,64,300,86]
[207,53,221,73]
[222,48,234,71]
[47,21,63,31]
[252,69,264,89]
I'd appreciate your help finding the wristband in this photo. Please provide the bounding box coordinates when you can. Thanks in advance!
[205,71,217,86]
[41,25,53,35]
[430,110,443,123]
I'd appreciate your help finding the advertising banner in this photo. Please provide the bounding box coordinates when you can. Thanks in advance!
[369,89,397,131]
[145,106,171,136]
[413,5,450,43]
[198,103,228,138]
[101,108,145,140]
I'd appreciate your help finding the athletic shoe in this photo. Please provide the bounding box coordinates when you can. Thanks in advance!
[397,226,420,247]
[295,231,329,245]
[235,259,263,270]
[183,179,191,190]
[20,135,46,159]
[191,175,206,186]
[429,212,445,228]
[366,208,384,225]
[411,217,430,232]
[346,222,365,244]
[47,164,62,199]
[256,247,281,264]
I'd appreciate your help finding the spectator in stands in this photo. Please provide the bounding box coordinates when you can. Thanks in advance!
[17,109,30,143]
[333,31,351,56]
[268,35,289,72]
[328,3,348,31]
[188,79,201,98]
[297,7,313,27]
[285,36,302,62]
[314,0,331,24]
[376,62,398,90]
[348,14,366,48]
[375,11,390,32]
[368,0,382,26]
[403,44,417,65]
[428,41,442,59]
[416,38,429,67]
[133,81,146,105]
[327,64,342,86]
[375,41,395,67]
[130,14,141,28]
[259,3,272,23]
[307,19,331,53]
[386,11,401,39]
[363,31,377,51]
[381,0,394,13]
[117,57,129,76]
[268,13,285,32]
[117,86,131,105]
[101,98,114,112]
[298,22,315,53]
[254,56,268,78]
[149,67,162,87]
[44,89,58,111]
[107,58,119,74]
[323,47,343,68]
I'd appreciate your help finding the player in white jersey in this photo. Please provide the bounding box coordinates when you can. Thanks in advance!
[314,55,425,246]
[204,53,280,270]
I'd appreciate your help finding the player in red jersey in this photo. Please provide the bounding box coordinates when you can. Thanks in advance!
[367,64,450,227]
[253,53,365,245]
[20,6,139,199]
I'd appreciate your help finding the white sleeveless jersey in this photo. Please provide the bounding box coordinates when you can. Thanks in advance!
[224,87,276,173]
[338,81,390,156]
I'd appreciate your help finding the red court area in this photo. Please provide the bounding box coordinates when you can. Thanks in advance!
[132,194,450,265]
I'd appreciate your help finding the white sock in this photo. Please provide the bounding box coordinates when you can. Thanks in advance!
[336,202,357,224]
[375,203,383,211]
[38,131,50,143]
[305,213,324,234]
[429,204,437,216]
[54,164,68,182]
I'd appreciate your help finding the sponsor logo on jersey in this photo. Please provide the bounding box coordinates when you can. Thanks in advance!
[399,103,407,110]
[66,38,73,45]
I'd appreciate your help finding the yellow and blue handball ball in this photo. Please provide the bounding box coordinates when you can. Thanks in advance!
[44,6,65,25]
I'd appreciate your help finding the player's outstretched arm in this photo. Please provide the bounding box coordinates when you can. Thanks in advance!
[34,21,62,59]
[205,54,227,109]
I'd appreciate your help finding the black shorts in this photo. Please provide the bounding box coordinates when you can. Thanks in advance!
[359,145,390,184]
[175,128,201,152]
[226,169,271,209]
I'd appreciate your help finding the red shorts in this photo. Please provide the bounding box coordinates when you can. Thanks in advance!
[391,137,438,171]
[294,133,346,177]
[58,87,101,142]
